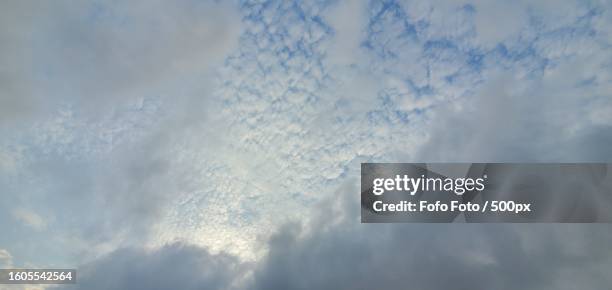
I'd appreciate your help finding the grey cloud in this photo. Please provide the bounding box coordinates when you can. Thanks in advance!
[45,0,240,110]
[11,208,47,231]
[0,1,57,125]
[18,123,200,250]
[42,181,612,290]
[0,0,242,260]
[418,68,612,162]
[567,125,612,161]
[252,181,612,290]
[0,0,241,123]
[413,1,612,163]
[0,249,12,268]
[53,243,245,290]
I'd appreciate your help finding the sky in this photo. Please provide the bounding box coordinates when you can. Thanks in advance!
[0,0,611,289]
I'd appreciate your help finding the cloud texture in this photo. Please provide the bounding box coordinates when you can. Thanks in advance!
[0,0,611,289]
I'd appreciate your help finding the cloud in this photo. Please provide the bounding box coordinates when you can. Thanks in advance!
[0,0,243,264]
[0,248,12,268]
[63,177,607,290]
[471,1,528,47]
[53,243,246,290]
[11,208,47,231]
[0,147,22,175]
[251,181,612,290]
[405,0,612,162]
[0,1,56,125]
[0,0,241,124]
[68,181,612,290]
[418,60,612,162]
[0,1,611,286]
[46,0,240,110]
[324,0,368,66]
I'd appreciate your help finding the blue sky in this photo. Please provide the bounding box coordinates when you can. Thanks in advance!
[1,1,611,289]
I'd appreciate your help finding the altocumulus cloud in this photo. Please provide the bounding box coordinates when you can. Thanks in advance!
[2,0,612,289]
[0,0,243,264]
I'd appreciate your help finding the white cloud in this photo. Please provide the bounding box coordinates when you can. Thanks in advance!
[471,1,528,47]
[0,248,12,267]
[11,208,47,231]
[324,0,368,66]
[0,147,22,175]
